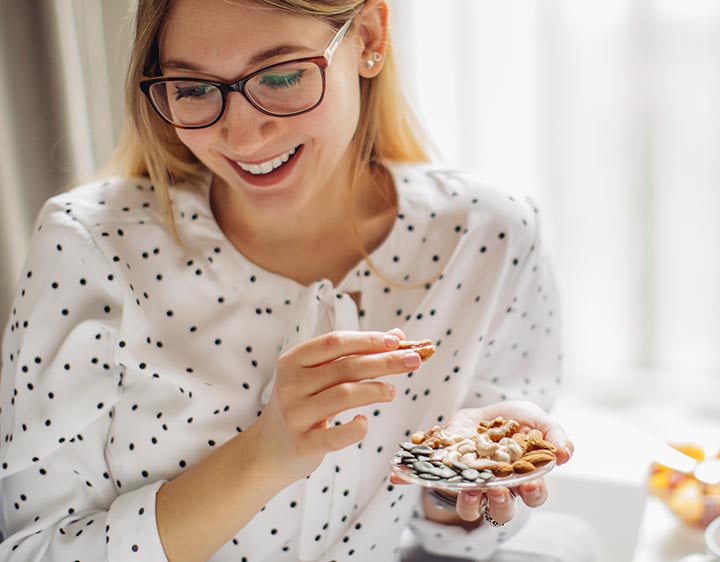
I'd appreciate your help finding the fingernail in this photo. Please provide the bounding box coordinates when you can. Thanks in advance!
[402,352,421,369]
[564,446,573,459]
[384,334,400,348]
[387,383,396,399]
[524,483,538,495]
[488,489,507,503]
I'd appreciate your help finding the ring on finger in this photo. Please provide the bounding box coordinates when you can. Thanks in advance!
[483,510,506,527]
[480,494,507,527]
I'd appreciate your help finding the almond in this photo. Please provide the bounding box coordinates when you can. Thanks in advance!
[492,462,514,477]
[521,450,556,466]
[512,432,529,452]
[512,460,537,474]
[526,429,557,452]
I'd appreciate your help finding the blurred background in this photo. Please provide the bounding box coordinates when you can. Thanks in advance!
[2,0,719,379]
[1,1,719,559]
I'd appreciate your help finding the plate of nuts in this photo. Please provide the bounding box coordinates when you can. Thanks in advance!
[390,417,557,491]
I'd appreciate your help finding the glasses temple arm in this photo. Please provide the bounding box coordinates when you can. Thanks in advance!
[324,17,354,63]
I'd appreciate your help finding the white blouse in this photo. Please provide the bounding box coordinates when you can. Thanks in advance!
[0,163,562,562]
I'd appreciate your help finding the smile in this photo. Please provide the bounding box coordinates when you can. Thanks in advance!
[235,146,299,175]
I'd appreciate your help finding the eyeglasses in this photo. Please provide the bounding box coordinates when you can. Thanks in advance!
[139,17,354,129]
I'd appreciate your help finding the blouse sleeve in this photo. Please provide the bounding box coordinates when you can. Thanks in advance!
[409,195,563,558]
[462,195,563,413]
[0,198,169,561]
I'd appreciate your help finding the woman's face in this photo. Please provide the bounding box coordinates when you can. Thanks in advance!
[160,0,366,218]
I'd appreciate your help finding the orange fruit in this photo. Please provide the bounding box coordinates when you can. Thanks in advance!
[667,479,704,525]
[671,443,705,461]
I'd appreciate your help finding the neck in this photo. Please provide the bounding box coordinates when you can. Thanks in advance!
[210,160,397,285]
[212,157,354,242]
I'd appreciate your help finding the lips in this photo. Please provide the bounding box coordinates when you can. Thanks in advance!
[235,146,298,175]
[225,144,303,187]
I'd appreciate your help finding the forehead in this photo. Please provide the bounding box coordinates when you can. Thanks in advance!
[161,0,329,62]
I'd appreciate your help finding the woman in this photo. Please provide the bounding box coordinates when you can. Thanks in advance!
[0,0,573,561]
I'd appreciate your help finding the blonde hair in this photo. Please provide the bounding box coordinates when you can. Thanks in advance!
[104,0,431,245]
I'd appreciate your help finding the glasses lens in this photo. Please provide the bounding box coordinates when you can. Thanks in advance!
[149,80,222,127]
[246,61,324,115]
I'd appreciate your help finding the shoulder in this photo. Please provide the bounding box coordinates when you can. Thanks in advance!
[388,162,543,248]
[22,177,205,291]
[44,176,164,228]
[36,174,208,245]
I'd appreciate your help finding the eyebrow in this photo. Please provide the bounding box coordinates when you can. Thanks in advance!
[162,44,313,73]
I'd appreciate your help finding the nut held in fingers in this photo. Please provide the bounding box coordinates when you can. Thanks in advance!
[398,339,436,361]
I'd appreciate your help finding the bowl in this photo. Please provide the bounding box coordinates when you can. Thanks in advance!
[648,443,720,530]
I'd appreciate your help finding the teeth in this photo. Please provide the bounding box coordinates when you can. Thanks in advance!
[236,146,297,175]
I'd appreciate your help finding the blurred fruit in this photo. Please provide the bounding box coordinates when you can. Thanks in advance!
[648,469,673,497]
[667,479,704,524]
[647,443,720,530]
[674,443,706,461]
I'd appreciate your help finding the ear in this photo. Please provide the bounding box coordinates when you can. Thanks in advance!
[354,0,389,78]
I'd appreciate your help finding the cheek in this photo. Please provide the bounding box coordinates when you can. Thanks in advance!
[312,64,362,144]
[174,129,208,155]
[173,129,221,170]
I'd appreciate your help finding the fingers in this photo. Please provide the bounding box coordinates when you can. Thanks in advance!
[484,487,515,525]
[389,473,411,485]
[544,426,574,465]
[307,414,368,452]
[309,348,422,394]
[467,400,575,465]
[455,491,483,521]
[291,330,404,368]
[454,483,545,525]
[516,479,548,508]
[385,327,406,339]
[281,329,421,396]
[301,381,395,426]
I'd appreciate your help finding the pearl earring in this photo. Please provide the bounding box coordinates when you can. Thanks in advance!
[366,52,382,70]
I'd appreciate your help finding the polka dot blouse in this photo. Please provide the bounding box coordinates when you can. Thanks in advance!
[0,163,562,561]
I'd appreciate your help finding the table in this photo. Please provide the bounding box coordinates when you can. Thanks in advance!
[550,365,720,562]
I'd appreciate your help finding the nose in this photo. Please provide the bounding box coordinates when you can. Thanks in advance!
[220,90,279,150]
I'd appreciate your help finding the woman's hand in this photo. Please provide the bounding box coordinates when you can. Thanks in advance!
[395,400,574,528]
[255,328,419,484]
[420,478,548,530]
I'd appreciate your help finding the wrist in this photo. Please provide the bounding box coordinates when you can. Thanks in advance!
[228,423,296,492]
[156,424,292,562]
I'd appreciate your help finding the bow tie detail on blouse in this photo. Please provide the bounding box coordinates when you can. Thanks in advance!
[260,280,360,405]
[260,280,362,561]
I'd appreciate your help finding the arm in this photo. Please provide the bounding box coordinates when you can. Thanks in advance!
[0,200,161,560]
[0,202,289,562]
[0,197,421,561]
[156,326,423,562]
[407,196,572,556]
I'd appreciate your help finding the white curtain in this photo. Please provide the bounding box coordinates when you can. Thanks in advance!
[0,0,134,327]
[2,1,719,379]
[391,0,720,376]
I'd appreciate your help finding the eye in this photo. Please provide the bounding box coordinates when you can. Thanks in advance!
[258,69,306,89]
[173,83,216,100]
